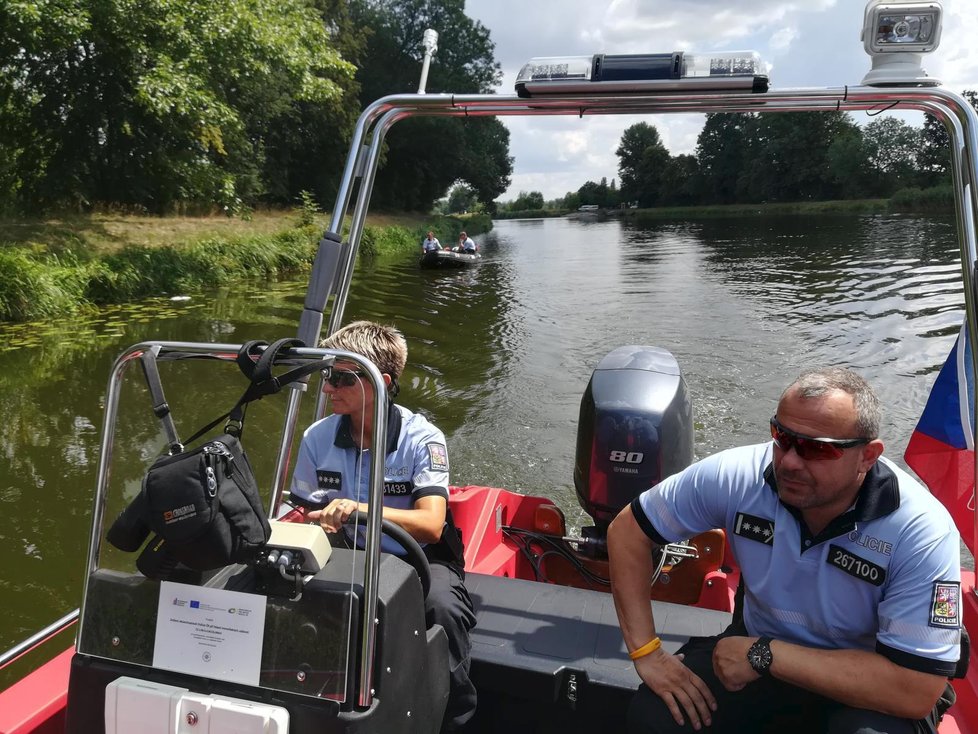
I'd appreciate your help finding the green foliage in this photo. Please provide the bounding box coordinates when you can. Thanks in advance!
[510,191,545,211]
[890,185,956,212]
[295,191,321,228]
[0,248,96,321]
[861,117,922,194]
[445,184,479,214]
[577,178,620,208]
[494,209,568,220]
[739,112,859,203]
[350,0,512,212]
[1,0,355,213]
[0,224,323,321]
[616,123,669,207]
[86,227,319,303]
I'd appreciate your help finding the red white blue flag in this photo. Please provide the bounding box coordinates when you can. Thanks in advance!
[904,323,976,554]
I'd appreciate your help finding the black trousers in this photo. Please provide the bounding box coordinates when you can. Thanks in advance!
[426,562,478,732]
[627,630,943,734]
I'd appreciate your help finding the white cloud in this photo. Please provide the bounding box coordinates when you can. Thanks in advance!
[462,0,978,201]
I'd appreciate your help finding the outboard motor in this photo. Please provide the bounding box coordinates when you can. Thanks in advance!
[573,346,693,553]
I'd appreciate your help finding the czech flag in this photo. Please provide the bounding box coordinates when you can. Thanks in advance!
[904,323,976,554]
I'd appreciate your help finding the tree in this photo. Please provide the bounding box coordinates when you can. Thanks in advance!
[826,130,875,199]
[349,0,512,211]
[616,123,670,207]
[446,183,478,213]
[861,117,923,195]
[695,114,753,204]
[919,90,978,189]
[0,0,355,213]
[259,0,369,207]
[739,112,858,203]
[512,191,544,211]
[657,155,699,207]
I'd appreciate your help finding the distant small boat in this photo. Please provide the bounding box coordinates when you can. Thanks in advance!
[419,249,481,268]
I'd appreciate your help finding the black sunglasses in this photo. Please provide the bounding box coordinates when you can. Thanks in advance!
[769,416,869,461]
[322,369,365,389]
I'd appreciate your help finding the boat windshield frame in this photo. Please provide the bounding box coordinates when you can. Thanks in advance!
[78,342,389,705]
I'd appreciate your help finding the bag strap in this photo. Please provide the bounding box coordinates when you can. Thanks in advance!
[181,340,335,447]
[139,346,184,453]
[140,340,337,451]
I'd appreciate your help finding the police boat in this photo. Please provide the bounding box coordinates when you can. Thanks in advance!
[0,1,976,732]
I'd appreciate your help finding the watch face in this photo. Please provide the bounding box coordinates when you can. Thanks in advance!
[747,638,773,674]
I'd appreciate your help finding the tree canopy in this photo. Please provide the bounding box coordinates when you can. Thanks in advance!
[0,0,512,215]
[1,0,356,213]
[349,0,512,212]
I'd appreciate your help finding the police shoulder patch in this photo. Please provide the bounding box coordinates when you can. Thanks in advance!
[733,512,775,544]
[426,443,449,471]
[930,581,961,629]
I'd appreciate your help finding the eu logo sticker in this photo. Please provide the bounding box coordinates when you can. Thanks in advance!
[930,581,961,629]
[427,443,449,471]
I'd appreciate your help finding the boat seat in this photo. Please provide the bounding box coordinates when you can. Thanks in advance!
[467,572,732,718]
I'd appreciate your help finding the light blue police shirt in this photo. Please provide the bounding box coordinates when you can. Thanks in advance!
[633,442,961,677]
[290,402,450,555]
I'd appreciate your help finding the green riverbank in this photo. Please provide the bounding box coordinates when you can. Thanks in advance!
[0,211,490,323]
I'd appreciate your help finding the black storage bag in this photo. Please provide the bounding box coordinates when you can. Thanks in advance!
[141,434,269,570]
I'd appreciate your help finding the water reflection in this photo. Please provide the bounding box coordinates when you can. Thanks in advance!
[0,212,970,663]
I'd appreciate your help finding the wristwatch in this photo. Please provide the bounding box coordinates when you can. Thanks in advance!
[746,636,774,676]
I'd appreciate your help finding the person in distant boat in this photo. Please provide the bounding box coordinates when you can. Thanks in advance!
[608,367,961,734]
[290,320,476,732]
[422,230,442,254]
[457,231,478,254]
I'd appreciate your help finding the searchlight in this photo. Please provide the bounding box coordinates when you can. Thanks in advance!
[861,0,943,86]
[514,51,769,98]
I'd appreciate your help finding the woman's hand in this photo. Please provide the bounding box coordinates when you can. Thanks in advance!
[306,498,361,532]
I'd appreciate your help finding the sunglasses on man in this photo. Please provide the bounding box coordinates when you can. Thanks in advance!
[769,416,870,461]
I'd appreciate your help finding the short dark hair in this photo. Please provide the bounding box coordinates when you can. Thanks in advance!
[782,367,881,438]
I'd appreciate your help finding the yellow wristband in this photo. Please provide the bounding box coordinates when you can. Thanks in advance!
[629,637,662,660]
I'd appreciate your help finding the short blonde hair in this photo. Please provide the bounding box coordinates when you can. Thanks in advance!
[320,320,407,382]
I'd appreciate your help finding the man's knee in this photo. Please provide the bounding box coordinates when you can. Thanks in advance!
[627,685,684,734]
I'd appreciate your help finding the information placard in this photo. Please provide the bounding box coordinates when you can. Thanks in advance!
[153,581,266,686]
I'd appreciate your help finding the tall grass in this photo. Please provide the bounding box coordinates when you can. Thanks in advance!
[889,185,955,212]
[0,212,494,323]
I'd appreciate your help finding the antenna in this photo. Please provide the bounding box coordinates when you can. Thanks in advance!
[418,29,439,94]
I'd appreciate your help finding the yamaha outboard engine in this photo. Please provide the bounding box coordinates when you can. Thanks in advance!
[573,346,693,553]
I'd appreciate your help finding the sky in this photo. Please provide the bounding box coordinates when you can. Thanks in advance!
[461,0,978,202]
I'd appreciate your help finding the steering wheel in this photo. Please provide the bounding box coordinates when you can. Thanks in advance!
[345,510,431,599]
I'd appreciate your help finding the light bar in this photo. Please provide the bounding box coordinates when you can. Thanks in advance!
[515,52,768,97]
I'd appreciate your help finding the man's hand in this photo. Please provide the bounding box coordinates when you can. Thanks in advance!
[713,636,761,691]
[636,648,716,730]
[306,498,361,533]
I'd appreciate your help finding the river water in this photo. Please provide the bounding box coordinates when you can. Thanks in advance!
[0,212,969,682]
